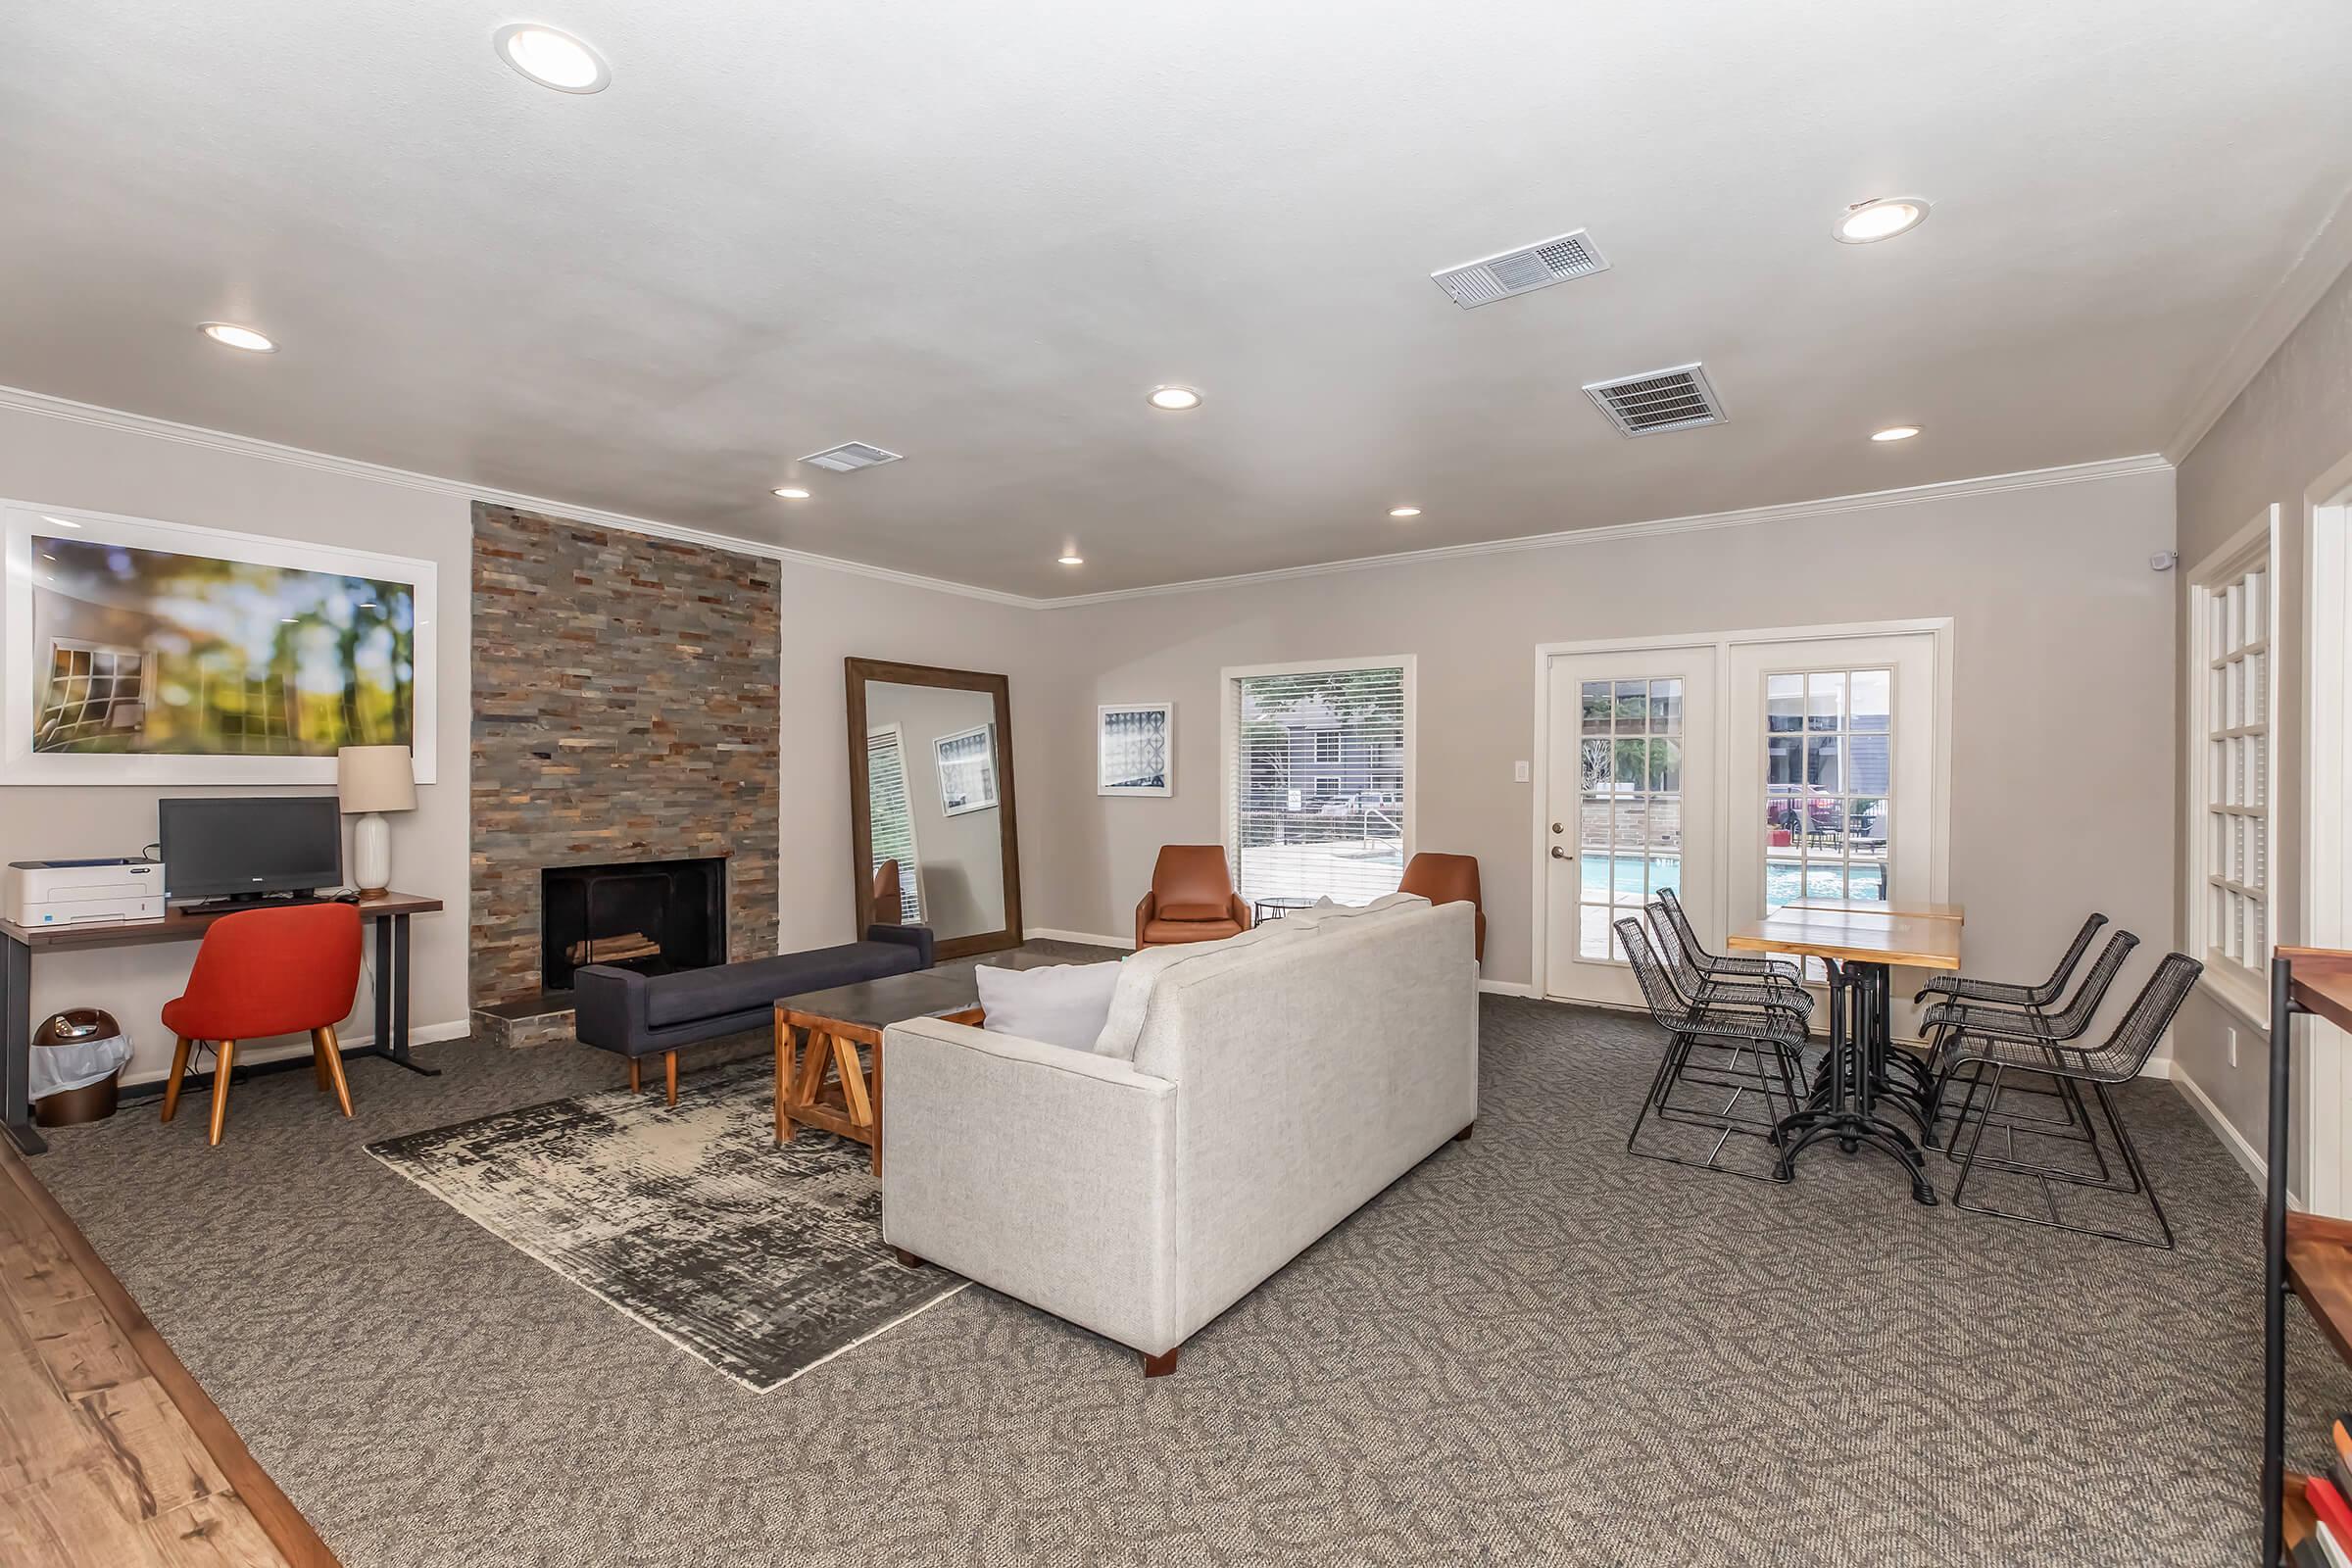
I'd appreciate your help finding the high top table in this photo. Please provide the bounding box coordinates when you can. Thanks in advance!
[2,892,443,1155]
[1728,903,1962,1205]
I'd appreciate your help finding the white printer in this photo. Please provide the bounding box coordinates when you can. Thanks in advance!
[5,858,167,928]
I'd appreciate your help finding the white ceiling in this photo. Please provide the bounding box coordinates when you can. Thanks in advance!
[4,1,2350,598]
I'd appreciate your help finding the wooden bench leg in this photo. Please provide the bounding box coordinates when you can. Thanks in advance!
[1142,1348,1180,1378]
[664,1050,679,1107]
[628,1057,642,1096]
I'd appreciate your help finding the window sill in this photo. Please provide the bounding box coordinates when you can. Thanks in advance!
[2196,962,2271,1034]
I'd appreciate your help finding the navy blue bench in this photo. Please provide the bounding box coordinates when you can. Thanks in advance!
[573,925,933,1101]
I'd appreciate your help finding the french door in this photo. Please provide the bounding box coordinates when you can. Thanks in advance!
[1543,646,1717,1007]
[1541,624,1946,1010]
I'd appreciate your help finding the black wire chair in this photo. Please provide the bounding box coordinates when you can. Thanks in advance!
[1644,897,1812,1020]
[1938,952,2202,1249]
[1617,914,1809,1183]
[1912,911,2109,1010]
[1655,887,1807,992]
[1921,929,2140,1151]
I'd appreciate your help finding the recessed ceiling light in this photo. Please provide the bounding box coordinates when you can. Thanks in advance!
[199,322,276,353]
[1871,425,1922,442]
[1057,553,1084,566]
[1835,196,1931,244]
[771,487,810,500]
[493,24,610,93]
[1146,385,1201,412]
[1389,507,1422,518]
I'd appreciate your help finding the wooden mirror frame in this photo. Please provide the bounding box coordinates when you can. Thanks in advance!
[844,658,1023,959]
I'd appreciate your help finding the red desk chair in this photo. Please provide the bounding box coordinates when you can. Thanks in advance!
[160,904,364,1146]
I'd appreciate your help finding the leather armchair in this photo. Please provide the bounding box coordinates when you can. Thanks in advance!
[1398,852,1486,963]
[1134,845,1252,949]
[872,858,905,925]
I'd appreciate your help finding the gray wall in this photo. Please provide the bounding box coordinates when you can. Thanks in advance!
[1019,466,2180,1062]
[2172,258,2352,1195]
[862,680,1008,941]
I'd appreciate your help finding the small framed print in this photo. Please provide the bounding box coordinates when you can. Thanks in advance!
[1098,703,1172,797]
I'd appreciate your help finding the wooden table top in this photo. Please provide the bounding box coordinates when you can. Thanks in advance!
[1,891,441,951]
[1783,896,1965,923]
[1728,906,1963,970]
[2282,946,2352,1036]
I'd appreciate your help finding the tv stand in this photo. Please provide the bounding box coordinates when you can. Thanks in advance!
[1,891,444,1155]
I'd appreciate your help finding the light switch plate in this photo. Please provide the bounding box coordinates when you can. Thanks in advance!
[1514,760,1531,782]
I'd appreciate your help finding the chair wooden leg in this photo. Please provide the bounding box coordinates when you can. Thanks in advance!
[314,1025,355,1118]
[312,1038,329,1092]
[160,1037,193,1123]
[664,1051,679,1106]
[208,1041,237,1147]
[1142,1348,1180,1378]
[628,1057,642,1095]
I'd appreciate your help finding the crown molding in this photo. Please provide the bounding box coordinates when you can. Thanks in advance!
[0,382,2172,614]
[0,383,1037,610]
[2163,181,2352,466]
[1031,453,2175,609]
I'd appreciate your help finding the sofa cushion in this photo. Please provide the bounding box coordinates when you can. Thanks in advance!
[1143,917,1243,945]
[1094,919,1307,1060]
[642,941,923,1028]
[975,961,1123,1054]
[1285,892,1430,933]
[1156,902,1231,922]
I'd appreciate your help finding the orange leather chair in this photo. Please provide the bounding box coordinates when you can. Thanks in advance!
[1399,852,1487,963]
[1135,846,1252,949]
[872,859,905,925]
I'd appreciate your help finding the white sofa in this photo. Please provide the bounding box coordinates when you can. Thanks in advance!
[880,897,1479,1374]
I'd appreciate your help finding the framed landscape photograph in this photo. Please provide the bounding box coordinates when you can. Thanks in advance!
[1098,703,1172,796]
[1,501,438,785]
[934,722,999,815]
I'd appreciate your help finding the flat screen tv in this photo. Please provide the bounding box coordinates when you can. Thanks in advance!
[159,797,343,904]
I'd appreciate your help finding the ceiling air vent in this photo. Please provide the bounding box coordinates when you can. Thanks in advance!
[799,441,904,472]
[1582,363,1727,438]
[1430,228,1609,308]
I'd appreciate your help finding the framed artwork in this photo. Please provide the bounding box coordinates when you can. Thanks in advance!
[1098,703,1172,796]
[2,500,438,786]
[934,722,999,815]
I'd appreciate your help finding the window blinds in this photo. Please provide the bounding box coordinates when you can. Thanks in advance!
[865,726,923,922]
[1227,664,1408,908]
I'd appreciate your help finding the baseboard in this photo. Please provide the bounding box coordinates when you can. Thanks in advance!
[118,1017,472,1089]
[2170,1060,2295,1205]
[1477,979,1539,998]
[1022,927,1136,951]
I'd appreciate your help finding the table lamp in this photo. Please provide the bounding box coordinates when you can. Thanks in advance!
[336,745,416,898]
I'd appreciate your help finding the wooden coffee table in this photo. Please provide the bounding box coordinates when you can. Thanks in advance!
[774,971,981,1175]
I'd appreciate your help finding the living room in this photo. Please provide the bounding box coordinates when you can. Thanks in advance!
[3,4,2351,1566]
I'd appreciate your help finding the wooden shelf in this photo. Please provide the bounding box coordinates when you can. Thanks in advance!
[2283,946,2352,1035]
[2285,1471,2318,1554]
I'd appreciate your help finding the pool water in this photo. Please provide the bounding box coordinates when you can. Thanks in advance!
[1582,854,1886,905]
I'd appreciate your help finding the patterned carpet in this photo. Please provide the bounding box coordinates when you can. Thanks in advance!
[31,987,2339,1568]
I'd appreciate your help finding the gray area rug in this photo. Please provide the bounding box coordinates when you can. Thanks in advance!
[30,974,2345,1568]
[366,1060,960,1390]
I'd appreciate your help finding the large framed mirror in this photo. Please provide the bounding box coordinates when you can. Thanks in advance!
[845,658,1022,959]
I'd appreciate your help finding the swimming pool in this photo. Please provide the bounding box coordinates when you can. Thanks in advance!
[1582,855,1886,905]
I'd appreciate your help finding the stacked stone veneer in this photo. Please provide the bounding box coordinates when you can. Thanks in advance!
[470,502,781,1011]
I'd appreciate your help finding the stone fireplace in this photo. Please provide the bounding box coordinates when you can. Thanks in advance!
[468,501,781,1045]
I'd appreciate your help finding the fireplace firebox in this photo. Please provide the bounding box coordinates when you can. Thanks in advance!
[540,857,726,995]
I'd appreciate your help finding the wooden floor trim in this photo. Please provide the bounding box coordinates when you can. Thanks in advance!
[0,1135,341,1568]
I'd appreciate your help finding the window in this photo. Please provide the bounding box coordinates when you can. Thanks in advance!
[1762,667,1891,909]
[1576,676,1684,960]
[1224,659,1412,907]
[866,725,923,922]
[2195,542,2272,993]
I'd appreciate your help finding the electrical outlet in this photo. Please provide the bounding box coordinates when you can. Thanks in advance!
[2229,1027,2238,1069]
[1513,760,1531,783]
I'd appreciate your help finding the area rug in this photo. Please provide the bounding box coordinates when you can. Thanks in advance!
[365,1058,963,1391]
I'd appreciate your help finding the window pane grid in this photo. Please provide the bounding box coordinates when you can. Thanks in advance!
[1764,667,1892,978]
[1228,665,1408,908]
[1574,675,1682,963]
[2200,557,2270,980]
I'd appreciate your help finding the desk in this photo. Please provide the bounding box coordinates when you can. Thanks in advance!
[3,892,442,1155]
[1729,904,1961,1205]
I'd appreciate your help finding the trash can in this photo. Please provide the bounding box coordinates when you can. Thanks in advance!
[30,1009,133,1128]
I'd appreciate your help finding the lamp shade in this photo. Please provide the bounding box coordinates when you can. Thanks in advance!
[336,745,417,814]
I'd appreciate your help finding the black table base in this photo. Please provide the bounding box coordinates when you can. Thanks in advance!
[357,911,438,1076]
[1773,956,1938,1205]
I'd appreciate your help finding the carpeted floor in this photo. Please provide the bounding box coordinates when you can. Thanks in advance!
[31,980,2338,1568]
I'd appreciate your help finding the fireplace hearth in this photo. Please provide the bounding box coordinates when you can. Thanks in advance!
[539,857,726,995]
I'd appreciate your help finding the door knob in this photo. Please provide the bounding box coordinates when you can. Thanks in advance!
[1550,846,1569,859]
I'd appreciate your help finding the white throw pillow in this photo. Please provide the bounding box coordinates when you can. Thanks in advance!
[974,961,1123,1054]
[1284,891,1430,932]
[1091,919,1308,1060]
